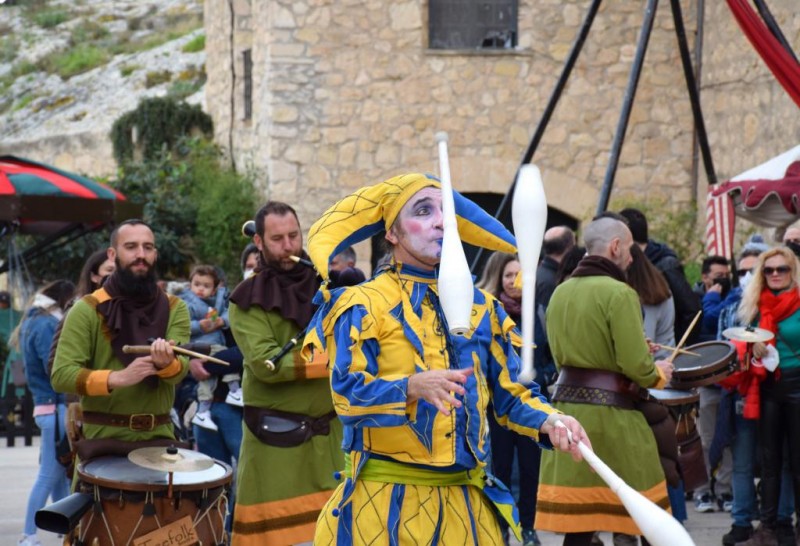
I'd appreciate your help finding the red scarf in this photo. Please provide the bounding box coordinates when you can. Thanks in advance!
[729,287,800,419]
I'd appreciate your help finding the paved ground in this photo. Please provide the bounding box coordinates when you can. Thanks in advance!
[0,437,733,546]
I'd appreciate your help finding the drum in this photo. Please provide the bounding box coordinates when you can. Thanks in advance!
[668,340,737,389]
[647,388,707,491]
[73,456,232,546]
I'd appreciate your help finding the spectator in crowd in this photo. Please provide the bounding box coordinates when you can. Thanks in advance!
[328,246,367,288]
[535,227,575,392]
[732,247,800,546]
[241,243,260,281]
[75,249,116,297]
[694,255,733,341]
[619,208,701,345]
[537,226,576,308]
[717,242,794,546]
[180,265,238,432]
[690,255,734,514]
[477,251,544,546]
[17,280,75,546]
[555,245,587,286]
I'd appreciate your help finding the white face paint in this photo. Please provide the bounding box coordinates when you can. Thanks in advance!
[385,187,445,271]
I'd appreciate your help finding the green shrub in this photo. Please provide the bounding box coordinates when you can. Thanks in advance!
[12,94,35,112]
[187,142,257,282]
[110,96,213,165]
[11,61,38,78]
[32,8,70,29]
[0,37,17,64]
[145,70,172,88]
[609,196,704,271]
[119,64,140,77]
[168,79,204,100]
[182,34,205,53]
[70,20,110,44]
[42,44,109,79]
[112,139,256,280]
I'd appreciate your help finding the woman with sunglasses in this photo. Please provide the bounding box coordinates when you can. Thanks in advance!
[735,247,800,546]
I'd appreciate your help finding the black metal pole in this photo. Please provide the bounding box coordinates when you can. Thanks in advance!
[689,0,705,200]
[471,0,604,272]
[596,0,659,215]
[670,0,717,186]
[753,0,798,64]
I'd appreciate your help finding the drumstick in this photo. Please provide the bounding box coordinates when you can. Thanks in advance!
[555,421,695,546]
[658,345,700,357]
[122,345,230,366]
[667,311,702,363]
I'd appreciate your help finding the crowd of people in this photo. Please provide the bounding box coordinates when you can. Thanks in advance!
[8,176,800,546]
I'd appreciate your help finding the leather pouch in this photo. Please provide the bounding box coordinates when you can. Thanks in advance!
[243,405,335,448]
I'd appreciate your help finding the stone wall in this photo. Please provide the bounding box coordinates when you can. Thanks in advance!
[203,0,798,260]
[701,3,800,182]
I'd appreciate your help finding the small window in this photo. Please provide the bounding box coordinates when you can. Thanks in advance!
[243,49,252,121]
[429,0,518,50]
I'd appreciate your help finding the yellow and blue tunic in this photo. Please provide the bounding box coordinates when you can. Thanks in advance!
[304,264,558,545]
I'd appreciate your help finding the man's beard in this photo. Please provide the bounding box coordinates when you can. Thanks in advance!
[115,258,159,299]
[262,249,297,271]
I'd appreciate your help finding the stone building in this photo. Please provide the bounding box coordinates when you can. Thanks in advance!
[203,0,799,266]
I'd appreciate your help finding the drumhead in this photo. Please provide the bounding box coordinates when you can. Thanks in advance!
[647,388,699,405]
[79,456,232,491]
[672,341,735,373]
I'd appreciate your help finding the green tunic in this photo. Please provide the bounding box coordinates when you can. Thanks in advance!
[536,275,669,535]
[229,302,342,546]
[51,294,190,442]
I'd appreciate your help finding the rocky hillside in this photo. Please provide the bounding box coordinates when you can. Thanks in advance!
[0,0,206,176]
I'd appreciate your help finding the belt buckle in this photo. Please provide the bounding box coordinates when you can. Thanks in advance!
[129,413,155,431]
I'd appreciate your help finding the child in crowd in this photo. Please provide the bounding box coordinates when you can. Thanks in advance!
[180,265,241,431]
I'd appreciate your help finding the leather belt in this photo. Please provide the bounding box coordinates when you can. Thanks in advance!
[552,366,647,410]
[82,411,171,432]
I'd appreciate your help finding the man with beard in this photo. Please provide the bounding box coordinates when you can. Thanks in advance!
[535,216,674,546]
[228,201,342,546]
[52,220,190,443]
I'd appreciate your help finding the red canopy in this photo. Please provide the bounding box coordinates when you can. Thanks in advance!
[712,149,800,228]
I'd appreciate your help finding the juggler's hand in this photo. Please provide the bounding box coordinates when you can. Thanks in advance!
[407,367,474,416]
[541,413,591,462]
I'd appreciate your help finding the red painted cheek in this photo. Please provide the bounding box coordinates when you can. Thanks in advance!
[403,220,424,235]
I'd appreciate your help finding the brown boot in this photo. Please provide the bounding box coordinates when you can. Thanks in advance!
[737,525,778,546]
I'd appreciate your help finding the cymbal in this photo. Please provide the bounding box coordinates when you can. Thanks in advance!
[722,326,774,343]
[128,446,215,473]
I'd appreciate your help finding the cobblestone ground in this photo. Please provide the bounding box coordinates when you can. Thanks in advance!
[1,438,732,546]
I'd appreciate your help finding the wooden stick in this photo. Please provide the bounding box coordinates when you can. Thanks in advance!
[658,345,700,357]
[122,345,230,366]
[667,310,702,363]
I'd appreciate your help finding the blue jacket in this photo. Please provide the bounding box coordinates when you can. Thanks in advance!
[20,307,64,406]
[179,289,229,346]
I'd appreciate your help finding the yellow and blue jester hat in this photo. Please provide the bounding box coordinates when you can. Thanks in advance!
[306,172,518,281]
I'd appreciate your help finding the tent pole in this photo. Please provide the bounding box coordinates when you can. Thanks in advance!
[596,0,660,214]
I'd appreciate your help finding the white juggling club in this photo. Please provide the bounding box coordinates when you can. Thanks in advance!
[435,131,474,336]
[555,422,695,546]
[511,165,547,384]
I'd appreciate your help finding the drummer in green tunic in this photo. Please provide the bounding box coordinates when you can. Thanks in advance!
[535,216,675,546]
